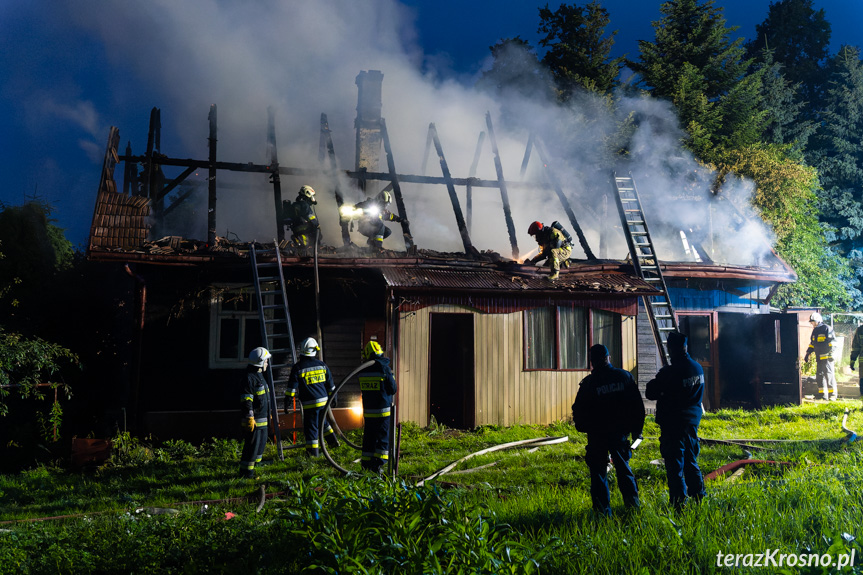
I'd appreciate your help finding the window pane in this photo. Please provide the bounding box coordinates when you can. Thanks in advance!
[592,309,621,367]
[525,307,555,369]
[245,318,262,353]
[219,318,240,359]
[560,307,587,369]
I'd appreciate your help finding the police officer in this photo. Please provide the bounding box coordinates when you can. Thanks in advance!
[645,331,707,509]
[805,312,837,400]
[526,221,571,280]
[239,347,271,479]
[359,340,398,473]
[286,337,339,457]
[572,344,644,516]
[352,190,407,252]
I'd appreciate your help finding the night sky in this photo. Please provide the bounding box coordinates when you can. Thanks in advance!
[0,1,860,249]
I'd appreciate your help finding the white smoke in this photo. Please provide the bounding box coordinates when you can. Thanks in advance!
[44,0,776,267]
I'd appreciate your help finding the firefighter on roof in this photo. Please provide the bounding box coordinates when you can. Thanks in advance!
[239,347,271,479]
[340,190,407,252]
[805,312,837,401]
[283,185,320,251]
[526,221,572,280]
[359,340,398,474]
[286,337,339,456]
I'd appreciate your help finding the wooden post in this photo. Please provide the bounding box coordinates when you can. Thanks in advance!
[207,105,217,246]
[320,113,352,247]
[430,123,475,255]
[467,131,486,233]
[380,118,414,252]
[267,107,284,243]
[485,112,519,261]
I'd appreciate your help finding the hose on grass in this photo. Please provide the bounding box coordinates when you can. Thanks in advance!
[319,361,375,475]
[417,436,569,487]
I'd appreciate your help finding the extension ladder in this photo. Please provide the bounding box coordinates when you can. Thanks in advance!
[612,174,678,366]
[250,241,300,459]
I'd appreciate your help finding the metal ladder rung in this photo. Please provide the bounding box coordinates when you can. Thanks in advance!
[257,276,280,282]
[259,290,283,295]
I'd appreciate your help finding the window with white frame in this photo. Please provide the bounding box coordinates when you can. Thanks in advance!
[209,285,269,369]
[524,306,623,371]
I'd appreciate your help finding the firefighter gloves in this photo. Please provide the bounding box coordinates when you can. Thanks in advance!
[245,417,256,432]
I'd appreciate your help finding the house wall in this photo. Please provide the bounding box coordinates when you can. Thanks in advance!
[396,303,637,427]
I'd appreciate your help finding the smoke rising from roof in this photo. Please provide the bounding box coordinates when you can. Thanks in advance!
[64,0,776,267]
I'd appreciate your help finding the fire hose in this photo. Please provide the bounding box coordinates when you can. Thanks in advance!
[318,360,375,475]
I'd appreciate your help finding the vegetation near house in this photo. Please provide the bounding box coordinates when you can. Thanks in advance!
[1,403,861,573]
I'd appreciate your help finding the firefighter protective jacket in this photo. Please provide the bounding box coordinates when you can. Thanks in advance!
[359,357,398,419]
[241,367,270,429]
[571,363,644,437]
[645,353,705,428]
[806,322,836,362]
[291,196,318,230]
[535,226,568,251]
[287,356,335,409]
[355,198,401,225]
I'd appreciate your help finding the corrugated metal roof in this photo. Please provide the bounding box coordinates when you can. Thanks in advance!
[379,266,659,295]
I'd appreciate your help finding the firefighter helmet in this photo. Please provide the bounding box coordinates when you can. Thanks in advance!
[300,337,320,356]
[248,347,271,367]
[362,340,383,360]
[299,185,317,205]
[528,221,543,235]
[377,190,392,205]
[809,312,823,323]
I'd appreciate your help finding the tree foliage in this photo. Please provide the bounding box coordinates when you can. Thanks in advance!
[476,36,553,101]
[713,144,852,310]
[537,1,625,98]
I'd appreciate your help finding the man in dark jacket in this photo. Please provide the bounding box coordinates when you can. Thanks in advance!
[286,337,339,457]
[645,331,707,509]
[572,344,645,516]
[239,347,271,479]
[359,340,398,474]
[344,190,407,252]
[526,221,572,280]
[284,185,320,251]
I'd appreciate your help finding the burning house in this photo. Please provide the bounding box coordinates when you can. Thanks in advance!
[86,70,799,440]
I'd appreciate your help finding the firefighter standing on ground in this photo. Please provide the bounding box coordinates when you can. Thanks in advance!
[283,185,320,250]
[645,331,707,509]
[343,190,407,252]
[359,340,398,473]
[239,347,272,479]
[571,344,645,517]
[526,221,572,280]
[286,337,339,457]
[805,312,838,401]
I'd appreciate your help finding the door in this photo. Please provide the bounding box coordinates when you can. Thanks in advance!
[677,313,717,409]
[428,313,475,428]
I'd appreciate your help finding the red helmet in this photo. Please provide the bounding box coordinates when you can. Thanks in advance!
[528,221,543,235]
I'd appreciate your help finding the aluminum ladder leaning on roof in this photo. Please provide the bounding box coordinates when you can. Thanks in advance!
[612,173,679,366]
[250,241,301,460]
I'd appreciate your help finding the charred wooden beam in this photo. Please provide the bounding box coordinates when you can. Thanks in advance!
[267,107,284,242]
[320,113,352,247]
[144,108,160,215]
[207,105,218,246]
[429,123,476,256]
[155,165,196,204]
[485,113,519,261]
[467,131,486,233]
[123,141,136,195]
[534,137,596,260]
[519,132,535,179]
[381,118,415,252]
[163,186,196,217]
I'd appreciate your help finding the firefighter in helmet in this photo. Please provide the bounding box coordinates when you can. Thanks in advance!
[239,347,271,479]
[283,185,320,251]
[526,221,572,280]
[346,190,407,252]
[286,337,339,456]
[358,340,398,473]
[804,312,837,400]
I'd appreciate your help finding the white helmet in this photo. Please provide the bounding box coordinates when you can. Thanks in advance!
[300,337,320,357]
[248,347,271,367]
[299,185,317,205]
[809,312,823,323]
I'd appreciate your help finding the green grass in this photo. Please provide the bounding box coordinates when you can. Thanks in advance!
[2,403,863,573]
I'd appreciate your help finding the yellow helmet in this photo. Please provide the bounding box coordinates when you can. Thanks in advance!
[362,340,383,360]
[377,190,392,205]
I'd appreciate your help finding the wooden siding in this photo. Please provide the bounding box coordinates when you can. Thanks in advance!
[396,303,637,426]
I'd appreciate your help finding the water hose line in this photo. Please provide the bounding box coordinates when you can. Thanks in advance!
[319,361,375,474]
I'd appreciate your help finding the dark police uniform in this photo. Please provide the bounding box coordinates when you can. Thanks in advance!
[572,361,645,516]
[645,351,706,508]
